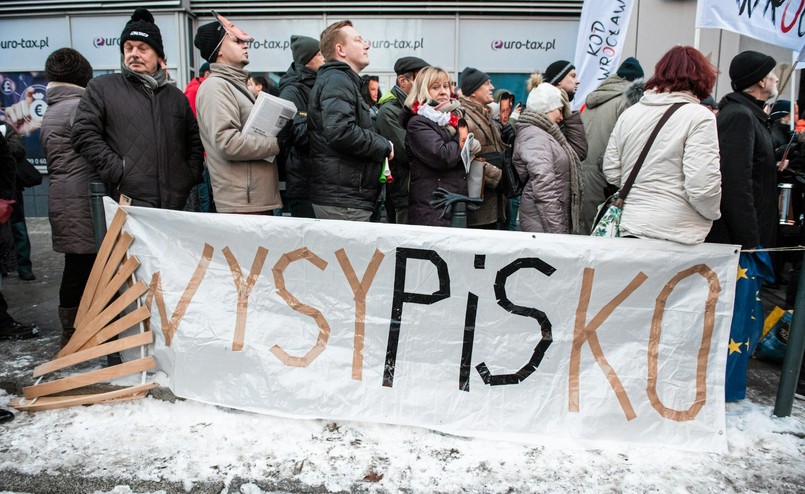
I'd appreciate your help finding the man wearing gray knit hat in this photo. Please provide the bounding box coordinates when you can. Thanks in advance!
[278,35,325,218]
[72,8,204,210]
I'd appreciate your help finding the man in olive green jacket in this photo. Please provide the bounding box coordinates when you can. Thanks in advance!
[579,57,644,232]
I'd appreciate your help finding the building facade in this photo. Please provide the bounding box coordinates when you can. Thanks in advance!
[0,0,797,216]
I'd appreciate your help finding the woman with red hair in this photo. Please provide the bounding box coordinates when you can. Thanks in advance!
[602,46,722,244]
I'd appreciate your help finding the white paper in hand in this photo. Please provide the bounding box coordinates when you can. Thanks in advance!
[242,92,298,162]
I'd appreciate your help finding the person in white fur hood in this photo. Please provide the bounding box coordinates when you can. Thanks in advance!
[512,79,584,234]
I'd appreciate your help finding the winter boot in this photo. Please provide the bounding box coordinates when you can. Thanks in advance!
[58,306,78,349]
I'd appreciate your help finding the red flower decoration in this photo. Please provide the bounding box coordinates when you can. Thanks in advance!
[412,101,421,113]
[449,114,459,128]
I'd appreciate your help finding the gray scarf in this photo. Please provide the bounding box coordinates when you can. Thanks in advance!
[121,61,168,98]
[517,108,584,234]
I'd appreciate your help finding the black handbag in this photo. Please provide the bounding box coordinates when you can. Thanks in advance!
[16,158,43,188]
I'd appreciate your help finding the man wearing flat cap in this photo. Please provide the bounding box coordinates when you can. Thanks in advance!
[707,50,779,249]
[376,56,429,224]
[72,8,203,210]
[194,11,291,214]
[278,35,326,218]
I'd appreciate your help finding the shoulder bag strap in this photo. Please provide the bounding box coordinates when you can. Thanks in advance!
[223,77,256,103]
[619,102,686,202]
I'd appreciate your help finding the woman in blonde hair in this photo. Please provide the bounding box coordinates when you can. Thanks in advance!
[400,67,479,226]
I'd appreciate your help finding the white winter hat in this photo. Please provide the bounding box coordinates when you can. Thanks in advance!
[526,83,563,114]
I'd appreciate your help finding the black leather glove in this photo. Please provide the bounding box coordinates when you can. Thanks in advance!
[276,118,295,150]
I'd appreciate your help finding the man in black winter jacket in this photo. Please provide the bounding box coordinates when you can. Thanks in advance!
[72,8,203,210]
[707,51,778,249]
[307,20,394,221]
[279,35,325,218]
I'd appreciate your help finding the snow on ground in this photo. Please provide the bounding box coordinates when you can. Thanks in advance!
[1,390,803,493]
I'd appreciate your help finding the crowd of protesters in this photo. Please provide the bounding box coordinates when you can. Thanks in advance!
[0,7,803,422]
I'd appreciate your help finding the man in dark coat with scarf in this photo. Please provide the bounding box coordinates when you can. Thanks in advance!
[72,8,203,209]
[707,51,778,248]
[307,20,394,221]
[707,50,779,402]
[279,35,325,218]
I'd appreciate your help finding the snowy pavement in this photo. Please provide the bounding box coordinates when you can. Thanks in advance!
[1,386,803,493]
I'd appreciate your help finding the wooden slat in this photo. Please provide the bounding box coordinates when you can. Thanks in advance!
[75,209,128,328]
[23,357,156,399]
[77,305,150,352]
[34,332,153,378]
[84,255,140,325]
[58,280,148,358]
[90,232,134,311]
[11,383,157,412]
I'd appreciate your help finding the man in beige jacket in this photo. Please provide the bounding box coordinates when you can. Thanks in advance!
[194,12,289,214]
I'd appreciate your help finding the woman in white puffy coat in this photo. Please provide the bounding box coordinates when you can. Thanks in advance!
[603,46,722,245]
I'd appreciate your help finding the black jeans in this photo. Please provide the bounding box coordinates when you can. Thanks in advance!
[60,253,97,308]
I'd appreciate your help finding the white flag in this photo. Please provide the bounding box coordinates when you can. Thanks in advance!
[696,1,805,53]
[572,0,637,111]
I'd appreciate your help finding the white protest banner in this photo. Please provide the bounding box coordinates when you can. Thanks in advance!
[108,199,738,452]
[696,0,805,53]
[572,0,636,111]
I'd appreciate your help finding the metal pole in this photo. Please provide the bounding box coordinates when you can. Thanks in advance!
[89,181,107,250]
[774,250,805,417]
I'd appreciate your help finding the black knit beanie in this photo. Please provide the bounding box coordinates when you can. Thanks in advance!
[616,57,644,81]
[120,8,165,59]
[729,50,776,92]
[460,67,489,97]
[291,35,320,65]
[194,21,226,63]
[544,60,574,86]
[45,48,93,88]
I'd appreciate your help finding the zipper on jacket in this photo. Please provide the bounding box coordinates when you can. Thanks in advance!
[247,163,252,203]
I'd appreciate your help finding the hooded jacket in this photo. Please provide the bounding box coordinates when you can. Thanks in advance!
[71,73,203,209]
[706,92,777,248]
[377,85,413,211]
[307,61,392,211]
[400,105,466,226]
[196,63,282,213]
[279,62,317,201]
[580,76,644,232]
[41,83,100,254]
[603,90,721,245]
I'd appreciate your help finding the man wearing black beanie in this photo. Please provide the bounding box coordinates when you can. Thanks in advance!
[195,11,290,215]
[278,35,326,219]
[72,8,204,210]
[707,50,779,249]
[542,60,587,165]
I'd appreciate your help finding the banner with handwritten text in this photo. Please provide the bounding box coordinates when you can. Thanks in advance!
[108,200,739,452]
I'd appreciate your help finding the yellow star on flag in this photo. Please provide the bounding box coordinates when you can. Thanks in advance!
[728,339,742,354]
[737,266,749,280]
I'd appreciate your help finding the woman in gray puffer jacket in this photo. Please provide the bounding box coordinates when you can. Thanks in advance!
[39,48,99,347]
[513,82,583,234]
